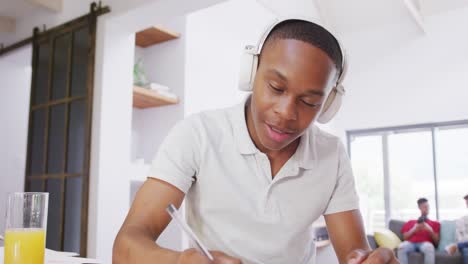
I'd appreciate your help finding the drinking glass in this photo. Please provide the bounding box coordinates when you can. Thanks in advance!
[4,192,49,264]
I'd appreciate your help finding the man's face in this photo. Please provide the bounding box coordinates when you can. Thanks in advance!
[247,39,337,151]
[419,202,429,216]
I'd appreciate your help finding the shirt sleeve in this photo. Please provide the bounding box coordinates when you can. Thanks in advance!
[455,216,468,242]
[401,221,413,234]
[323,141,360,215]
[147,116,201,194]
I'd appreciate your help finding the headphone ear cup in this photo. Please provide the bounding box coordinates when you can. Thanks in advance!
[238,50,258,91]
[317,85,344,124]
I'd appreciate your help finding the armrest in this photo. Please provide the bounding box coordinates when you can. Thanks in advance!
[367,235,378,250]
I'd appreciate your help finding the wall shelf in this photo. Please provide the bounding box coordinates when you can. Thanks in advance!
[133,86,178,108]
[135,26,180,48]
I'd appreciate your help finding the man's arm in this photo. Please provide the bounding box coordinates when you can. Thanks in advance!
[113,178,187,263]
[430,231,440,245]
[325,210,398,264]
[402,224,419,241]
[113,178,242,264]
[325,210,369,263]
[423,223,439,245]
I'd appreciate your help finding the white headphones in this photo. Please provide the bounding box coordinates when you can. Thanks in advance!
[238,17,348,124]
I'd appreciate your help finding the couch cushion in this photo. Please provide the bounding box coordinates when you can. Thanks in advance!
[435,251,463,264]
[374,228,401,249]
[403,251,462,264]
[408,252,424,264]
[438,220,456,252]
[389,219,406,241]
[367,235,378,250]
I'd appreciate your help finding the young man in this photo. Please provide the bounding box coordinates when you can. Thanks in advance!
[398,198,440,264]
[113,19,397,264]
[445,194,468,264]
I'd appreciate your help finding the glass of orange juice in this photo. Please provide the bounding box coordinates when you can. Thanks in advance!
[4,192,48,264]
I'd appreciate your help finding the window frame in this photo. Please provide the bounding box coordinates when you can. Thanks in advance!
[347,120,468,227]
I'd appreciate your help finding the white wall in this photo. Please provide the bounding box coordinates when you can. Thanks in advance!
[184,0,275,116]
[327,6,468,139]
[257,0,321,18]
[1,0,227,261]
[89,0,227,261]
[184,0,334,116]
[130,16,188,253]
[0,46,32,234]
[4,0,172,46]
[132,17,186,163]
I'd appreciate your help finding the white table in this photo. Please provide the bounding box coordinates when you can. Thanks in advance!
[0,247,101,264]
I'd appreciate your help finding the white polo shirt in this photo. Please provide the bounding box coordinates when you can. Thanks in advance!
[149,99,359,264]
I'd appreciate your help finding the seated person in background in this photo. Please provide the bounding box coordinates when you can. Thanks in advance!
[445,194,468,264]
[398,198,440,264]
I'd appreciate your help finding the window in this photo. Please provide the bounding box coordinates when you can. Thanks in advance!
[348,121,468,232]
[388,131,436,221]
[350,136,385,233]
[436,127,468,220]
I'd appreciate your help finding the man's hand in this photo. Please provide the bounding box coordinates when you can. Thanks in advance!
[423,223,434,233]
[415,223,425,232]
[211,251,243,264]
[177,249,212,264]
[346,248,399,264]
[404,223,423,240]
[177,249,242,264]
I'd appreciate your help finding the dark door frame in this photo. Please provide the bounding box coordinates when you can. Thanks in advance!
[24,3,109,256]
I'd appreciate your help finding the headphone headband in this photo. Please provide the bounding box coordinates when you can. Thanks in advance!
[238,17,349,124]
[248,17,347,87]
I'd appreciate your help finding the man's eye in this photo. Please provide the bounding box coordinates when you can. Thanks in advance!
[269,84,283,93]
[302,100,319,108]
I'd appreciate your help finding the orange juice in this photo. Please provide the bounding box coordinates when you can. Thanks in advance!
[4,228,46,264]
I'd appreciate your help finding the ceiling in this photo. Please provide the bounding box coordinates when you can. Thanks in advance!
[316,0,412,33]
[420,0,468,16]
[1,0,468,46]
[314,0,468,35]
[0,0,48,19]
[0,0,57,46]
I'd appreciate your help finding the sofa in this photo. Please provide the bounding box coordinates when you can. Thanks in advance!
[368,219,463,264]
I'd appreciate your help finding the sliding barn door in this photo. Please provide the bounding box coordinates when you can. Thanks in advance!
[24,4,104,256]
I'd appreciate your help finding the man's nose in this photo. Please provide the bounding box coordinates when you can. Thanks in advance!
[274,96,297,121]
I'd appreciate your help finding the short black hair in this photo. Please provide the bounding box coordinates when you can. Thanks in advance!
[464,194,468,200]
[417,198,428,206]
[262,19,343,76]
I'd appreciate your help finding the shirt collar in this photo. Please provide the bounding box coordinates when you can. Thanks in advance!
[229,96,316,170]
[295,127,316,170]
[230,96,258,155]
